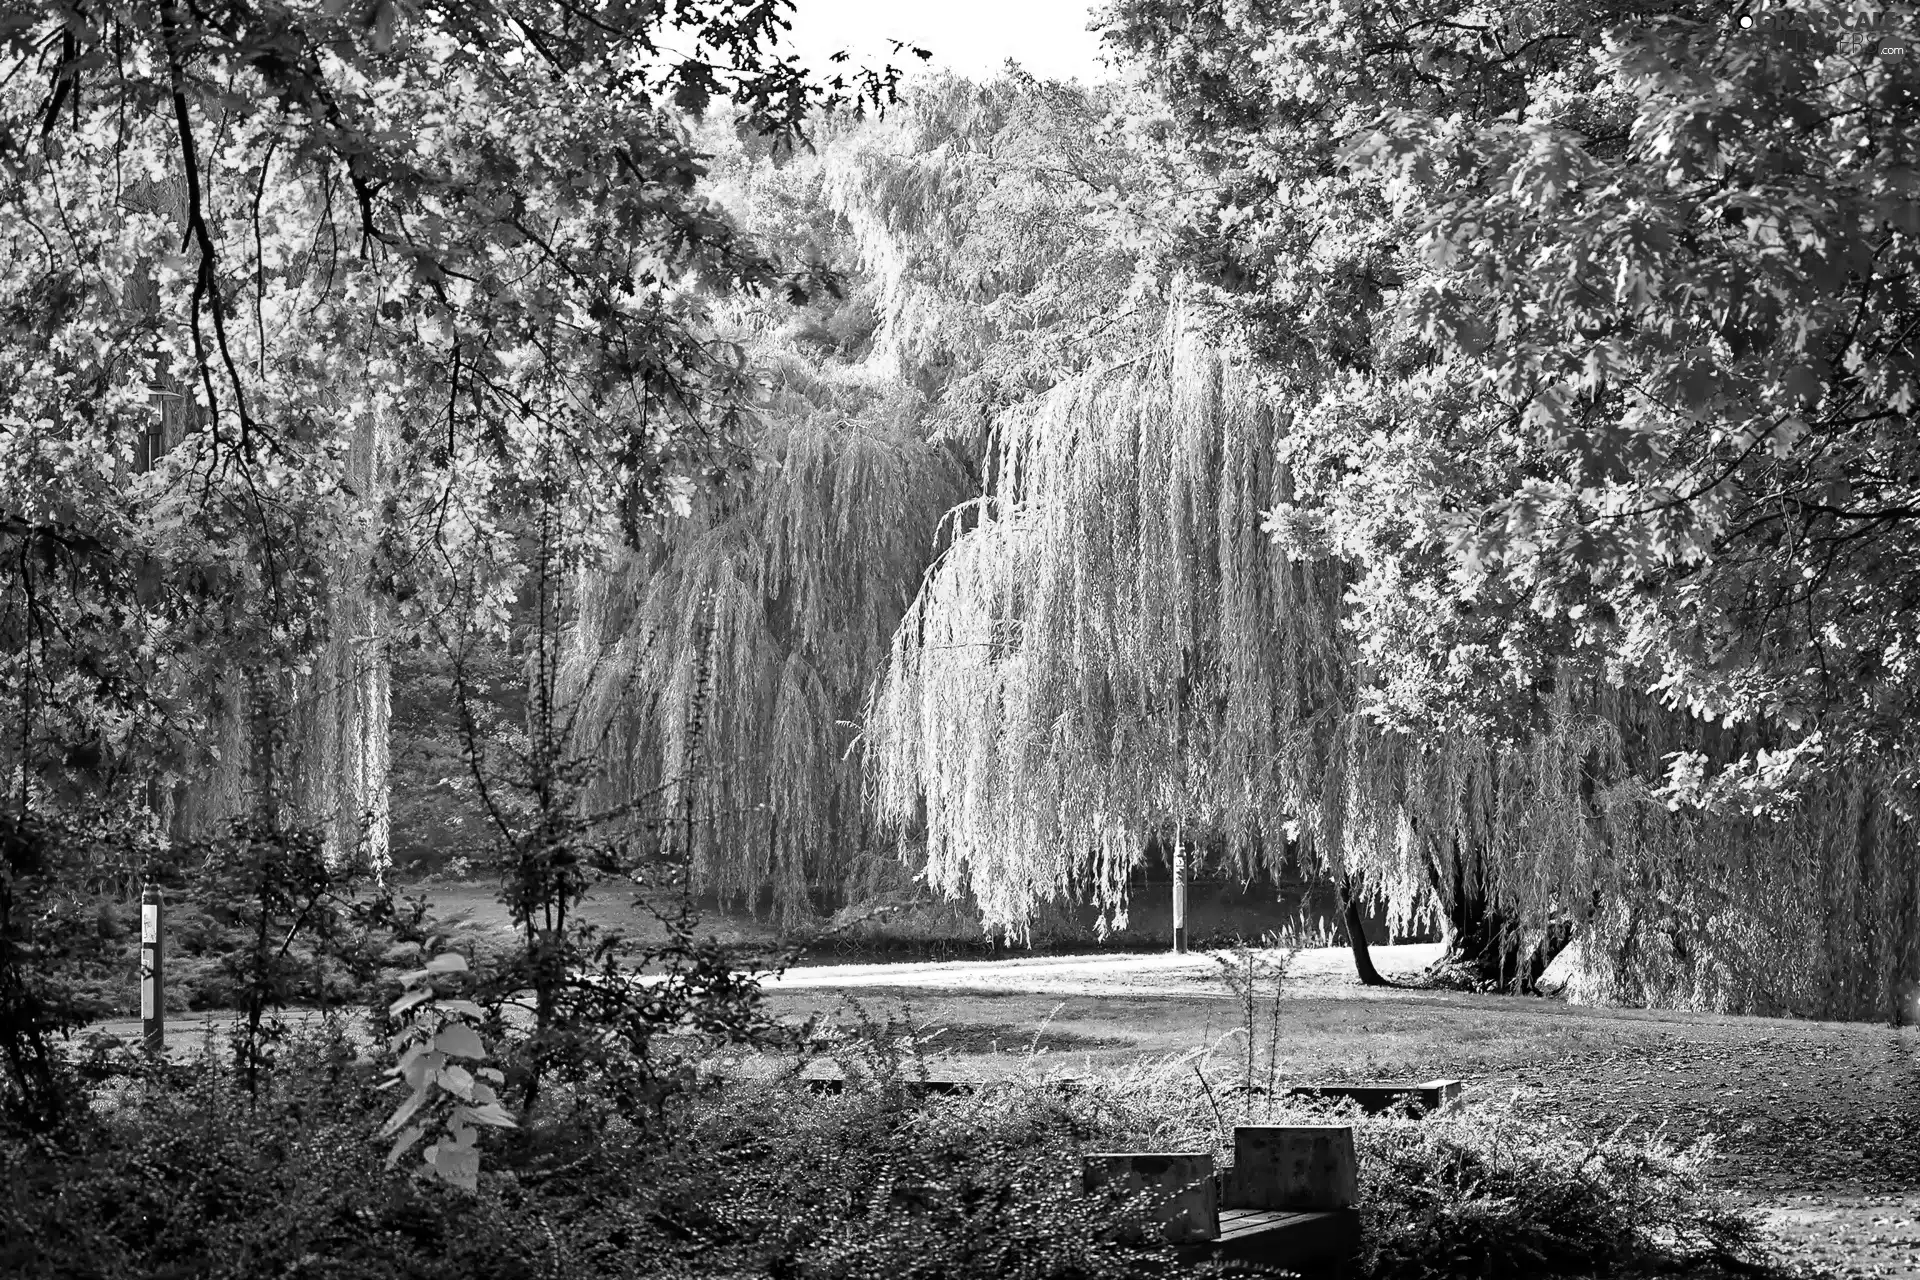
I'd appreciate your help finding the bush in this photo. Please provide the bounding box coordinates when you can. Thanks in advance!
[0,1019,1777,1280]
[1354,1102,1763,1278]
[665,1074,1173,1280]
[0,1023,1196,1280]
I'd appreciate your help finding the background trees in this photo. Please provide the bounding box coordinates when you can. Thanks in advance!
[0,0,904,1124]
[1102,0,1920,1016]
[0,1,918,859]
[555,78,1184,921]
[5,0,1917,1029]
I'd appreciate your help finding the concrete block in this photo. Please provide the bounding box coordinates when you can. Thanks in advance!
[1082,1151,1219,1242]
[1224,1125,1358,1211]
[1286,1079,1461,1115]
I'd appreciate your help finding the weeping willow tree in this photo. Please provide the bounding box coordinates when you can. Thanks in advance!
[154,401,395,872]
[868,310,1347,932]
[542,79,1147,921]
[1326,680,1918,1017]
[867,309,1920,1020]
[558,349,971,918]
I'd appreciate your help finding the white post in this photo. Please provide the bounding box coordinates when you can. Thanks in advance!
[140,883,164,1053]
[1172,824,1188,954]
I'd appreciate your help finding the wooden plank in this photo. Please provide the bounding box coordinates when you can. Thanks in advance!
[1216,1208,1320,1240]
[1285,1078,1462,1115]
[1176,1208,1360,1276]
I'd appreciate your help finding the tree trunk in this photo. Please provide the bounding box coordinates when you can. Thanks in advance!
[1339,875,1394,987]
[1428,841,1572,994]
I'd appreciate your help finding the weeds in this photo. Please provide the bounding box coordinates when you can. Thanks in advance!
[5,991,1782,1280]
[1356,1099,1764,1278]
[1207,939,1299,1119]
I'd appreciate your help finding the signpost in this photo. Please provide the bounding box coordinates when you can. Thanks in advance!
[140,883,164,1053]
[1172,828,1188,954]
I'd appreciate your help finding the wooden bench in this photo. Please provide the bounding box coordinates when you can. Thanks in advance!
[1286,1078,1462,1115]
[1203,1205,1361,1269]
[1085,1125,1362,1277]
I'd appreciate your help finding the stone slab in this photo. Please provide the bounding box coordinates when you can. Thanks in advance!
[1285,1078,1462,1115]
[1223,1124,1359,1211]
[1082,1151,1219,1243]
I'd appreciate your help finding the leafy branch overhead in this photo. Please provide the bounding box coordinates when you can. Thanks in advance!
[0,1,910,844]
[1110,0,1920,780]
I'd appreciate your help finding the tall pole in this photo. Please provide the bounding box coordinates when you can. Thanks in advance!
[1171,690,1189,955]
[1172,822,1188,954]
[140,882,164,1054]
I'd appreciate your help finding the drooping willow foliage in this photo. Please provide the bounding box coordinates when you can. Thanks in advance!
[867,313,1339,930]
[558,350,971,917]
[287,413,394,869]
[542,83,1148,921]
[868,310,1920,1020]
[0,156,395,872]
[163,413,395,872]
[1334,686,1920,1020]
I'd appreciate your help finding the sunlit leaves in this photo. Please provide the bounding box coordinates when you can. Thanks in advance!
[0,0,866,831]
[1117,0,1920,780]
[381,947,514,1191]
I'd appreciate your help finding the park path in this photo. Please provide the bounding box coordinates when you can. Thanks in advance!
[80,941,1444,1047]
[763,942,1446,997]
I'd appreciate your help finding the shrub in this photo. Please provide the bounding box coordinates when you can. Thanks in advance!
[0,1023,1202,1280]
[1,1010,1778,1280]
[1354,1102,1764,1279]
[0,811,153,1131]
[660,1073,1179,1280]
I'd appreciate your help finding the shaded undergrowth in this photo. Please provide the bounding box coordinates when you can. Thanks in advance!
[0,1008,1778,1280]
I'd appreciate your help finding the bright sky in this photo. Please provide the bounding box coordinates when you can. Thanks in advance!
[779,0,1117,85]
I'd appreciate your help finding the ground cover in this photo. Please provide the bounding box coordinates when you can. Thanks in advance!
[745,967,1920,1278]
[78,890,1920,1278]
[16,1011,1775,1280]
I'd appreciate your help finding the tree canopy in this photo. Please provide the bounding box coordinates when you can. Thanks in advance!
[1088,0,1920,1015]
[1107,0,1920,788]
[0,0,895,861]
[5,0,1918,1024]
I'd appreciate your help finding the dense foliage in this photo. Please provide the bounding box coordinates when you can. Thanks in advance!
[5,0,1919,1084]
[1107,0,1920,778]
[0,1018,1767,1280]
[0,0,898,859]
[1015,0,1920,1016]
[0,0,898,1134]
[555,120,975,916]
